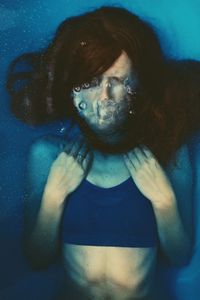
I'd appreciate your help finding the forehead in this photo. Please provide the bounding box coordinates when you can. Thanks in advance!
[102,51,133,78]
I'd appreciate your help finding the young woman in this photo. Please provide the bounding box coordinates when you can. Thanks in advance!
[7,6,196,300]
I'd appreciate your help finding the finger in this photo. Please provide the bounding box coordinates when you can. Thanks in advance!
[65,135,84,156]
[82,151,93,171]
[139,145,154,159]
[63,131,83,151]
[76,143,90,164]
[63,138,74,154]
[53,151,69,166]
[134,147,149,164]
[126,149,141,169]
[70,136,85,157]
[123,154,136,173]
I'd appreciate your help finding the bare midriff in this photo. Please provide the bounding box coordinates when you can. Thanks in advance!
[62,244,157,300]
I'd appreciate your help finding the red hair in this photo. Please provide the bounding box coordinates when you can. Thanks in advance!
[7,7,200,165]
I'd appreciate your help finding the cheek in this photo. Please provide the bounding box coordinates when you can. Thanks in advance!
[111,85,127,100]
[73,92,97,125]
[73,90,132,129]
[73,92,84,109]
[73,90,96,110]
[73,92,89,116]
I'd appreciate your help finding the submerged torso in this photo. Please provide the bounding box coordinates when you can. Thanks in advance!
[62,244,157,300]
[61,152,158,300]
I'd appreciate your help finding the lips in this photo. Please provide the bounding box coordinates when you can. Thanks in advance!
[97,105,116,120]
[99,110,114,120]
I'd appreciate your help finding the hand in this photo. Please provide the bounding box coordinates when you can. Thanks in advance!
[44,135,92,203]
[123,146,176,208]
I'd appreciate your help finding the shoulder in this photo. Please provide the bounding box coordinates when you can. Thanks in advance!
[175,143,191,168]
[164,143,193,197]
[165,143,192,175]
[165,143,193,206]
[27,135,68,187]
[29,134,68,163]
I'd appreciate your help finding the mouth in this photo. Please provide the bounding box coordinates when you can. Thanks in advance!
[96,99,119,117]
[98,111,114,124]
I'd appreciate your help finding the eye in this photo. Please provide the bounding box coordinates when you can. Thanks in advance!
[109,77,123,86]
[112,77,120,82]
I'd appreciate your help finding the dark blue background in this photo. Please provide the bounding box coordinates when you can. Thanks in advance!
[1,1,200,299]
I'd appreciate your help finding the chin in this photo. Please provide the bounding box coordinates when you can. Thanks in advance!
[77,119,137,154]
[72,112,139,154]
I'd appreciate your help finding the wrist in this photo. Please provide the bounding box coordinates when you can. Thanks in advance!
[152,193,177,212]
[42,187,68,211]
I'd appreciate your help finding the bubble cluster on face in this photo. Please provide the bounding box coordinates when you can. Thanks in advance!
[73,76,136,97]
[72,75,137,131]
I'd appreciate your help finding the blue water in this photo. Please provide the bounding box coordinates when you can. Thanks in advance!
[1,0,200,299]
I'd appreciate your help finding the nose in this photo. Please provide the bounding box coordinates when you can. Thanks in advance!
[100,80,111,101]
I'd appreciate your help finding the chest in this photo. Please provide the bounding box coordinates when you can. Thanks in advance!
[86,156,130,188]
[62,173,158,249]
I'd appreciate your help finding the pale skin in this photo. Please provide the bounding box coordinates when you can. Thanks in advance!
[123,146,192,265]
[25,52,193,299]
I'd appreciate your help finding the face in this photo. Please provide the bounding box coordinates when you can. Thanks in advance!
[72,51,139,153]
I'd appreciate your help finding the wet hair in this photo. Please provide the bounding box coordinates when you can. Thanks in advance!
[163,60,200,157]
[7,6,200,166]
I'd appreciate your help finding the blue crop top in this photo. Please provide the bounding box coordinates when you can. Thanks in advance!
[61,177,158,247]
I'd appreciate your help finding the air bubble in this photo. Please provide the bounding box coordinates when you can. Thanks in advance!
[91,77,99,86]
[59,127,66,134]
[82,82,90,89]
[78,101,87,110]
[48,71,54,81]
[126,85,137,96]
[80,41,87,46]
[74,86,81,92]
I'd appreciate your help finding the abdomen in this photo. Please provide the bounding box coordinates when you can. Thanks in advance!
[62,244,157,299]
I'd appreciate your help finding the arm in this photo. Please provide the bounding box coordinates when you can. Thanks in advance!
[24,135,91,270]
[152,194,192,266]
[24,138,66,270]
[157,144,194,265]
[123,144,194,266]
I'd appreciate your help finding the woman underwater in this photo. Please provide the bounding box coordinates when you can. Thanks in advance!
[7,6,198,300]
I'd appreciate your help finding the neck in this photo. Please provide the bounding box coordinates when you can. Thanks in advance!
[90,148,130,181]
[93,149,122,161]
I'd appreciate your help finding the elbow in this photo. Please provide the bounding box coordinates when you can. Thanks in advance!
[24,240,56,271]
[28,256,52,271]
[179,247,194,267]
[171,254,191,267]
[178,239,194,266]
[168,242,194,267]
[25,246,51,271]
[26,255,51,271]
